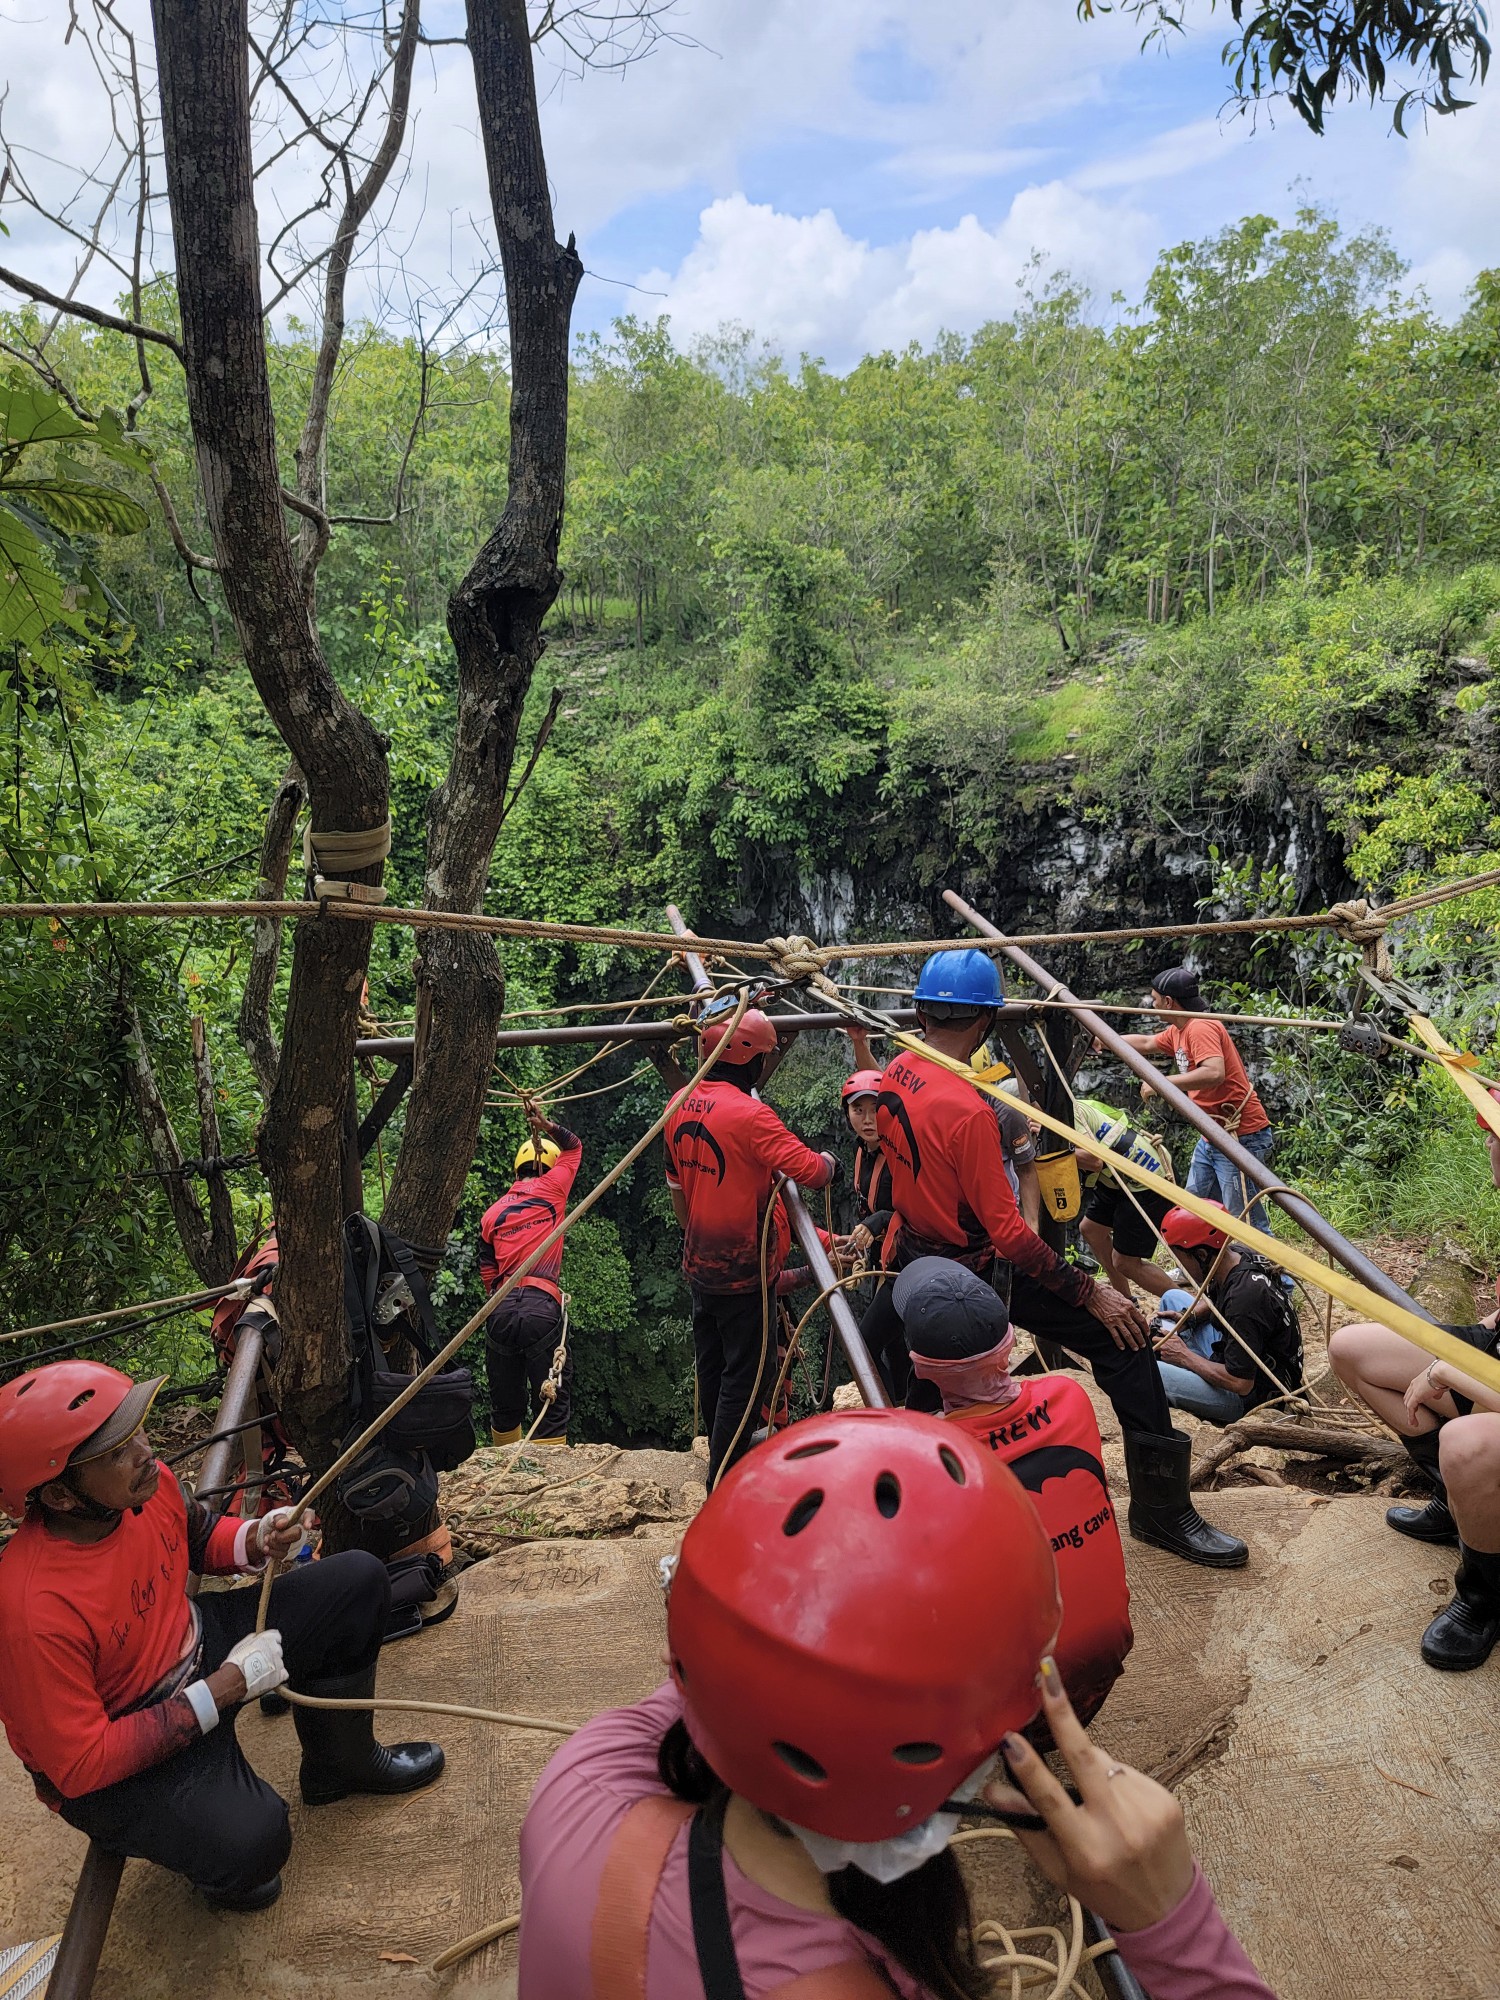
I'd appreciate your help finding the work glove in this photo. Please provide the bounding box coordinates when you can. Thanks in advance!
[253,1505,311,1564]
[223,1628,289,1701]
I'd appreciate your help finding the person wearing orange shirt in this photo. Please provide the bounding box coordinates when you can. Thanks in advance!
[1117,966,1276,1240]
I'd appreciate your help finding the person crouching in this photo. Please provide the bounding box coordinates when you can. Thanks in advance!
[0,1361,444,1911]
[894,1256,1133,1727]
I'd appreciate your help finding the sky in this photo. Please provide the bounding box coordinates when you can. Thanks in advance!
[3,0,1500,372]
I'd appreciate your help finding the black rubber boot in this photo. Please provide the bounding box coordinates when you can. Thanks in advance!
[1420,1544,1500,1671]
[1125,1428,1249,1570]
[292,1666,445,1807]
[1387,1428,1457,1545]
[201,1874,283,1913]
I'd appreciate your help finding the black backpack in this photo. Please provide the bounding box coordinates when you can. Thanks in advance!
[335,1216,477,1525]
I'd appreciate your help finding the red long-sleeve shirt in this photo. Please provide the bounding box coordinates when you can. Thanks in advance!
[665,1082,833,1294]
[0,1467,257,1804]
[479,1129,584,1305]
[876,1048,1092,1306]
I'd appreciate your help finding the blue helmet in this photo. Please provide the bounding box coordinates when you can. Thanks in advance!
[913,949,1004,1009]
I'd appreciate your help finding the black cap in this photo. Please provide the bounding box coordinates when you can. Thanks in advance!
[891,1258,1009,1360]
[1150,966,1204,1011]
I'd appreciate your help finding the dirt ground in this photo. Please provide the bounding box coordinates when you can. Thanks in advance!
[3,1466,1499,2000]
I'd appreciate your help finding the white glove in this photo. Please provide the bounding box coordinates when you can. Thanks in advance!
[223,1628,289,1700]
[253,1506,310,1564]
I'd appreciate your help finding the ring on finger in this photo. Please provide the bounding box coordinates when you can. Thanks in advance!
[1104,1765,1126,1781]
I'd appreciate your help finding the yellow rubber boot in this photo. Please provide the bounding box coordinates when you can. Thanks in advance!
[490,1424,522,1446]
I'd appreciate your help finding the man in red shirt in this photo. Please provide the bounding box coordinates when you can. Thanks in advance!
[0,1362,443,1911]
[865,949,1246,1568]
[896,1256,1133,1726]
[480,1119,584,1444]
[664,1006,837,1484]
[1117,966,1276,1239]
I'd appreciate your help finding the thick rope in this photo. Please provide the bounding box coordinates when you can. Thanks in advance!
[253,990,753,1630]
[5,864,1497,955]
[1,1278,249,1345]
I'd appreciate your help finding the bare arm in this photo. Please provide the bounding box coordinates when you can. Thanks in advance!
[1156,1333,1254,1397]
[669,1187,688,1230]
[846,1027,878,1072]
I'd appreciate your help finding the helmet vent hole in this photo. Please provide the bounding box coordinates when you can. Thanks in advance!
[66,1390,97,1411]
[785,1441,837,1462]
[783,1490,825,1536]
[938,1447,966,1485]
[874,1472,901,1518]
[773,1741,827,1784]
[893,1742,943,1766]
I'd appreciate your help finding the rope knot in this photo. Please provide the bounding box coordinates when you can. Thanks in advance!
[1328,898,1393,979]
[764,933,841,1000]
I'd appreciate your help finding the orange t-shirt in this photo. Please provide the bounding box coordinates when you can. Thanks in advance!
[1152,1018,1268,1136]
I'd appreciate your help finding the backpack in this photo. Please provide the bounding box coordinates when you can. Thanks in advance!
[335,1216,477,1527]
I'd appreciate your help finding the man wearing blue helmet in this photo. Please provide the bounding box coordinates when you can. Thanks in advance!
[859,948,1247,1570]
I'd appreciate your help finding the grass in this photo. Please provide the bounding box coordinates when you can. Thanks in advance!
[1009,681,1109,763]
[1296,1124,1500,1272]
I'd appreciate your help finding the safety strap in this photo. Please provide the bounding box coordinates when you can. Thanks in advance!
[590,1794,693,2000]
[594,1791,898,2000]
[689,1792,899,2000]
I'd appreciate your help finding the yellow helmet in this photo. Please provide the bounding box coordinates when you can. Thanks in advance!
[514,1135,562,1174]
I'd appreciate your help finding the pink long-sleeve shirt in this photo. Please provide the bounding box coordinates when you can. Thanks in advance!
[517,1684,1277,2000]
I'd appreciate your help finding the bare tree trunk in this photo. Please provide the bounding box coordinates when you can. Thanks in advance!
[381,0,582,1260]
[151,0,388,1447]
[121,1006,228,1284]
[237,767,304,1097]
[190,1014,239,1280]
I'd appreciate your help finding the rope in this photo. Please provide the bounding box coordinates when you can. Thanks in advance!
[1032,1033,1322,1412]
[1,1278,249,1345]
[801,984,1500,1400]
[252,989,754,1631]
[5,864,1495,954]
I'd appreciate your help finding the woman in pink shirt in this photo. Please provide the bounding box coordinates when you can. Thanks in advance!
[518,1408,1276,2000]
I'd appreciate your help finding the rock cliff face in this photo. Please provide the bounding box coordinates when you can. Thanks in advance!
[757,787,1350,966]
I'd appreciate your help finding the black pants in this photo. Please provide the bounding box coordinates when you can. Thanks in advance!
[692,1287,775,1485]
[1007,1273,1171,1437]
[60,1551,390,1897]
[859,1283,918,1407]
[487,1285,572,1439]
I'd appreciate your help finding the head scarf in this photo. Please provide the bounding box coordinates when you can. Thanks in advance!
[908,1331,1019,1415]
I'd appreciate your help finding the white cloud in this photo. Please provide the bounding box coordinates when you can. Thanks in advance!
[639,184,1152,363]
[1073,115,1257,191]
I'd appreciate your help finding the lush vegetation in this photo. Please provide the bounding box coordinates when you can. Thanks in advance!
[4,205,1500,1441]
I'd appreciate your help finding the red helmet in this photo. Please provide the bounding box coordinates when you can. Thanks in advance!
[698,1006,779,1065]
[667,1409,1060,1841]
[0,1361,155,1518]
[1162,1203,1229,1253]
[841,1069,883,1109]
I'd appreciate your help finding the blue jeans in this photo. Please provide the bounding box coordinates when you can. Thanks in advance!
[1159,1288,1215,1358]
[1156,1360,1249,1427]
[1186,1124,1275,1235]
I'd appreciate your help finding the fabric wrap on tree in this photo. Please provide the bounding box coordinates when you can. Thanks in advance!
[302,818,393,903]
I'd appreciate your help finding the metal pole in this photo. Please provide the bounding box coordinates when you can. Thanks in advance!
[943,887,1433,1321]
[194,1323,265,1501]
[782,1184,891,1410]
[665,907,890,1409]
[45,1843,125,2000]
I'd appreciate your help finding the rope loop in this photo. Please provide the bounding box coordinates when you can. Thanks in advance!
[1327,897,1393,979]
[764,933,842,1000]
[303,818,393,905]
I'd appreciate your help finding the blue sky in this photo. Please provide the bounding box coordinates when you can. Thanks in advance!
[5,0,1499,371]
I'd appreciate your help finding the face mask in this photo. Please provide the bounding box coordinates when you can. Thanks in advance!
[908,1333,1018,1415]
[788,1753,999,1884]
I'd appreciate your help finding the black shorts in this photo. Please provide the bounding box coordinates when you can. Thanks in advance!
[1443,1320,1500,1416]
[1082,1181,1173,1259]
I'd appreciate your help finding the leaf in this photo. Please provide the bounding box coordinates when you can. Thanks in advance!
[0,502,68,650]
[377,1951,418,1964]
[6,479,149,537]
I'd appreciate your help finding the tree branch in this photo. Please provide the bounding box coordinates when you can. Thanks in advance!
[190,1012,239,1281]
[293,0,422,599]
[237,767,304,1099]
[0,263,184,360]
